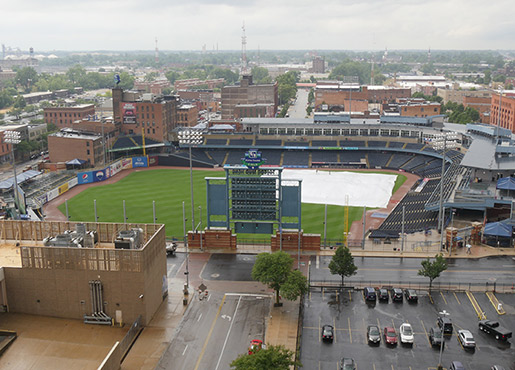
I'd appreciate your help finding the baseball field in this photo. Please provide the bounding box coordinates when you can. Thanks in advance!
[57,168,406,240]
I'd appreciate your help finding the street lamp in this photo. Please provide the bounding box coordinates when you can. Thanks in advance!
[4,130,21,219]
[183,201,189,295]
[437,310,449,370]
[178,130,203,232]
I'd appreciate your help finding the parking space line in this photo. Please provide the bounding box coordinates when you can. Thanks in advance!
[391,365,395,370]
[420,320,431,347]
[440,291,447,305]
[453,292,461,305]
[319,317,321,342]
[349,290,352,301]
[362,318,367,344]
[372,364,376,370]
[309,290,311,301]
[334,317,337,343]
[428,292,434,305]
[455,332,463,350]
[376,318,381,329]
[322,287,325,301]
[348,317,353,343]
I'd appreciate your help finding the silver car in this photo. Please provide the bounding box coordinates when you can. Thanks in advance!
[458,329,476,348]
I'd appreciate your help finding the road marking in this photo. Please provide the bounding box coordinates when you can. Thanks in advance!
[182,344,188,356]
[207,294,211,302]
[440,292,447,305]
[456,333,463,350]
[349,290,352,301]
[322,287,325,300]
[373,364,376,370]
[319,317,321,342]
[334,317,337,343]
[225,293,270,297]
[453,292,461,304]
[316,255,320,269]
[194,294,226,370]
[348,317,352,343]
[391,365,395,370]
[197,313,203,322]
[428,293,434,305]
[215,295,242,370]
[420,320,431,347]
[167,264,176,277]
[377,318,381,329]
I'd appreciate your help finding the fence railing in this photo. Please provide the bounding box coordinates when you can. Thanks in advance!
[309,280,515,293]
[119,315,143,362]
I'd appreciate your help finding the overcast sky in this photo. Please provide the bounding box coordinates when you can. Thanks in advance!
[2,0,514,52]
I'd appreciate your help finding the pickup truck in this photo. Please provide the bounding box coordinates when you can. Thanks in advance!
[478,320,512,341]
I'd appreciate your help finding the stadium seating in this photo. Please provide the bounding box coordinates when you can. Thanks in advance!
[367,152,392,168]
[255,139,282,146]
[205,138,228,145]
[312,140,338,146]
[229,139,254,146]
[282,151,310,166]
[312,151,338,163]
[367,140,387,148]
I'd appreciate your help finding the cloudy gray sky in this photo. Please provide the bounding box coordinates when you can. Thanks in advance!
[2,0,514,52]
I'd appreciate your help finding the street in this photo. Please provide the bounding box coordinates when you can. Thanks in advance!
[288,88,310,118]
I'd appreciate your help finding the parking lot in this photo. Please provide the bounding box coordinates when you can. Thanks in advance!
[300,288,514,369]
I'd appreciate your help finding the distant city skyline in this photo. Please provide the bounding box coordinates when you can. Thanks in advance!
[1,0,514,52]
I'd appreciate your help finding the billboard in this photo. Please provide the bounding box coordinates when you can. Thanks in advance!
[93,169,108,182]
[122,158,133,170]
[14,184,26,215]
[110,160,122,177]
[132,156,148,167]
[122,103,137,124]
[78,171,94,185]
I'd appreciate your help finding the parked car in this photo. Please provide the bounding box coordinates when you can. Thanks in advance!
[458,329,476,348]
[378,288,389,302]
[248,339,263,355]
[478,320,512,341]
[384,326,398,345]
[449,361,466,370]
[322,324,334,342]
[404,289,418,302]
[391,288,403,302]
[399,323,414,344]
[340,357,356,370]
[363,287,376,301]
[429,327,444,348]
[437,316,453,334]
[367,325,381,344]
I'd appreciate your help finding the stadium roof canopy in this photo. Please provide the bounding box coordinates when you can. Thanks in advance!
[461,137,515,170]
[0,169,42,190]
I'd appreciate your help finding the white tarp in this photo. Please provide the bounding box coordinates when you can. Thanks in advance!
[282,169,396,208]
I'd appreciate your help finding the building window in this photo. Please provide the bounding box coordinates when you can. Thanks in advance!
[86,142,90,146]
[87,149,90,155]
[152,129,155,134]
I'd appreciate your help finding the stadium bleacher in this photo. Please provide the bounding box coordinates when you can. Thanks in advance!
[260,150,282,166]
[205,138,228,145]
[387,153,412,168]
[367,152,392,168]
[312,151,338,163]
[367,141,387,148]
[229,139,254,146]
[340,140,365,147]
[255,139,282,146]
[312,140,338,146]
[404,143,424,151]
[388,141,405,148]
[282,151,310,166]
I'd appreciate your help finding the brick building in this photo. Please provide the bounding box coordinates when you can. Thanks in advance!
[399,102,441,117]
[177,89,220,113]
[112,88,179,143]
[44,104,96,129]
[315,84,411,111]
[463,96,491,123]
[491,93,515,133]
[174,78,225,90]
[177,104,198,127]
[437,88,492,105]
[48,128,103,166]
[0,129,14,164]
[221,75,278,119]
[310,56,325,73]
[233,104,276,119]
[133,79,171,95]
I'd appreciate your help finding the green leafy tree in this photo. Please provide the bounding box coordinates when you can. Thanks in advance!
[252,251,306,305]
[230,344,300,370]
[15,67,38,92]
[0,89,14,109]
[329,59,370,84]
[66,64,87,86]
[307,88,315,104]
[144,71,159,82]
[13,95,26,109]
[328,246,358,288]
[251,66,272,84]
[418,254,448,290]
[276,71,299,105]
[165,70,181,85]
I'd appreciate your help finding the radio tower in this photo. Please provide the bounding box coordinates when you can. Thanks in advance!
[241,22,248,74]
[154,37,159,64]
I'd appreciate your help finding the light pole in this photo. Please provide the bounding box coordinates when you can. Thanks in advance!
[438,310,449,370]
[199,206,203,252]
[178,130,203,233]
[183,201,189,294]
[4,130,21,219]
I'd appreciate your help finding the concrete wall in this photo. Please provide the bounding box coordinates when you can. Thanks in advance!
[0,220,167,326]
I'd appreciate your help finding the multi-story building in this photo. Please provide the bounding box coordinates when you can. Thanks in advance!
[48,128,104,166]
[44,104,96,129]
[133,79,171,95]
[463,96,491,123]
[174,78,225,90]
[437,87,492,105]
[315,84,411,111]
[177,104,198,127]
[112,88,179,143]
[310,56,325,73]
[177,89,220,113]
[221,75,278,119]
[491,93,515,133]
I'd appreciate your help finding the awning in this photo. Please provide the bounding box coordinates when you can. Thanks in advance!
[483,221,512,237]
[0,169,42,190]
[496,177,515,191]
[66,158,87,165]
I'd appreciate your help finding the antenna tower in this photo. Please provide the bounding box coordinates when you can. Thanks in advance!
[241,22,248,74]
[154,37,159,64]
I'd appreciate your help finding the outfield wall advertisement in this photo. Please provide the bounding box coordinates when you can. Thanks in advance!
[77,157,148,185]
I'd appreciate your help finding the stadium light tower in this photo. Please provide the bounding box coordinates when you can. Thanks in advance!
[4,130,21,219]
[178,130,203,232]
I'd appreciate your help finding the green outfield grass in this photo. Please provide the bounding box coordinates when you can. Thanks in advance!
[58,169,406,240]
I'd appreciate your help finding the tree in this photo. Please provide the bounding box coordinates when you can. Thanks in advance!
[251,66,272,84]
[230,344,300,370]
[418,254,448,290]
[13,95,26,109]
[281,269,308,301]
[252,251,307,305]
[328,246,358,288]
[15,67,38,93]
